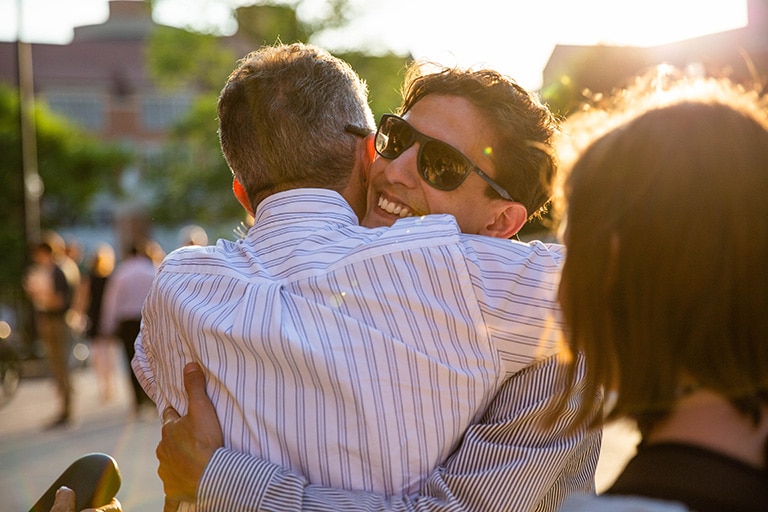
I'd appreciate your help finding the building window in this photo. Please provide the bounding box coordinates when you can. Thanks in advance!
[141,94,192,130]
[46,92,104,131]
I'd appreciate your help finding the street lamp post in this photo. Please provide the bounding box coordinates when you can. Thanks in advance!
[17,0,42,246]
[15,0,42,353]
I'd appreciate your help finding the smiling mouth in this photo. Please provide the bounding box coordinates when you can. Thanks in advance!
[378,195,415,218]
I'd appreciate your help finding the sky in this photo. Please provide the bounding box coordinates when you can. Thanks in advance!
[0,0,749,90]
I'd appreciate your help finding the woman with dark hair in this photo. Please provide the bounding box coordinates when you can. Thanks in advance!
[552,73,768,512]
[75,243,117,402]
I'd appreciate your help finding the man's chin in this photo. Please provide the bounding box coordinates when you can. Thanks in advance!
[361,210,395,229]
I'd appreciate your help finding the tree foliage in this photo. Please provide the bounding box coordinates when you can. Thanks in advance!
[147,26,238,92]
[340,50,409,119]
[142,1,411,227]
[235,3,309,45]
[34,108,131,224]
[0,85,130,299]
[142,91,242,226]
[0,86,27,302]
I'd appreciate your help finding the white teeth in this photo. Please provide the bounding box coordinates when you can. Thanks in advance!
[378,196,413,218]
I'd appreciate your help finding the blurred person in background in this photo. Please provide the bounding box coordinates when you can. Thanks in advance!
[23,241,73,428]
[73,243,118,402]
[144,239,167,267]
[177,225,209,247]
[43,231,81,303]
[100,241,157,415]
[551,71,768,512]
[65,239,86,278]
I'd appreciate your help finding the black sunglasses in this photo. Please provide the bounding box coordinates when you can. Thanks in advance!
[374,114,515,201]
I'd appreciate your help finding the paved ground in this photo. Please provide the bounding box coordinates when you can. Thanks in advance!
[0,346,164,511]
[0,347,639,511]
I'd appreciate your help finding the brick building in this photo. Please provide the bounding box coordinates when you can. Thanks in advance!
[0,0,194,157]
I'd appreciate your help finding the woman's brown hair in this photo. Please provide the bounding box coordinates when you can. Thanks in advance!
[552,73,768,436]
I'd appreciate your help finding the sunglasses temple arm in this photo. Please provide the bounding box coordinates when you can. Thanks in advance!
[473,166,515,202]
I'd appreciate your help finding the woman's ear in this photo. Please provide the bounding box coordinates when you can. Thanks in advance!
[232,178,254,216]
[479,202,528,239]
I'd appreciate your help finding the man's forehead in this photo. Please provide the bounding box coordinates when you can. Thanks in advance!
[402,95,497,165]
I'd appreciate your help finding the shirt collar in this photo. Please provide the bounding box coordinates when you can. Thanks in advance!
[252,188,360,232]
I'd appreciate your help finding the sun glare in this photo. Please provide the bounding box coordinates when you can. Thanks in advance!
[569,0,749,47]
[0,0,752,91]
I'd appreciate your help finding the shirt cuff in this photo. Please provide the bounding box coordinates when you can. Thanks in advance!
[197,447,281,512]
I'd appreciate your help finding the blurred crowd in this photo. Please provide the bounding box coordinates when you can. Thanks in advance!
[20,225,208,428]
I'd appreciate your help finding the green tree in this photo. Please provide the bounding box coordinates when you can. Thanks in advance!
[235,3,309,45]
[142,1,410,227]
[147,26,238,92]
[340,50,409,119]
[0,84,130,302]
[34,108,132,225]
[143,91,242,226]
[0,85,27,306]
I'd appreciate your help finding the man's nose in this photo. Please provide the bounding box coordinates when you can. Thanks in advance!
[383,143,421,187]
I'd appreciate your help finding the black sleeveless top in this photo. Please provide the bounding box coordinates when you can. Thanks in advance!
[607,442,767,512]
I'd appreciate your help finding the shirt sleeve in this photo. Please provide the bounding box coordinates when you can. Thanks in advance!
[196,354,602,512]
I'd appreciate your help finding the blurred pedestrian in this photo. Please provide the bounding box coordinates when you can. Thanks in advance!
[65,239,85,278]
[100,242,156,415]
[43,231,81,302]
[177,224,208,247]
[74,243,118,402]
[23,241,72,428]
[143,239,166,267]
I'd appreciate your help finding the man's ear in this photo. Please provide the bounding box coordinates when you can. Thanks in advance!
[342,134,376,222]
[232,178,254,217]
[479,202,528,239]
[361,133,376,184]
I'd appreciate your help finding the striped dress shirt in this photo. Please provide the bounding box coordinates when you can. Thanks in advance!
[133,189,598,510]
[196,354,600,512]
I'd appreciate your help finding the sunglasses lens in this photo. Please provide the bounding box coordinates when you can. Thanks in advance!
[375,115,471,192]
[420,141,470,190]
[376,116,412,159]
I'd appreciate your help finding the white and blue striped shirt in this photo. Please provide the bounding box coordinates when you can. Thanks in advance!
[133,189,597,508]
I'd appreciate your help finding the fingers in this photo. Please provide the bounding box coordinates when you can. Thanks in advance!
[163,497,181,512]
[51,486,75,512]
[183,361,220,425]
[162,406,180,426]
[156,361,223,505]
[161,361,202,425]
[160,362,204,425]
[82,497,122,512]
[182,362,207,403]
